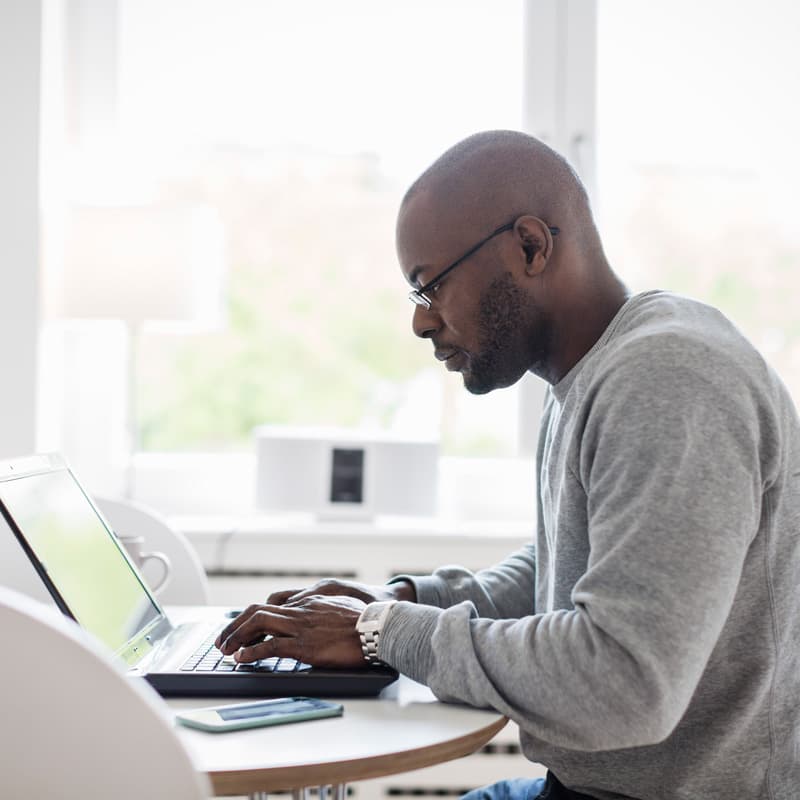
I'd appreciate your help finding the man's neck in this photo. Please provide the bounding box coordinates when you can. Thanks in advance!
[547,279,630,384]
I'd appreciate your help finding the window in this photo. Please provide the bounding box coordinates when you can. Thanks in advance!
[55,0,529,461]
[37,1,798,517]
[595,0,800,404]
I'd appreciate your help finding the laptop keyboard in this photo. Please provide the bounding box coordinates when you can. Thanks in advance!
[180,631,313,674]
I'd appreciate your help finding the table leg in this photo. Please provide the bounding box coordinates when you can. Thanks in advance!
[246,784,346,800]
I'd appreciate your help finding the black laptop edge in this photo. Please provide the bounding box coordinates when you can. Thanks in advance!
[0,453,398,698]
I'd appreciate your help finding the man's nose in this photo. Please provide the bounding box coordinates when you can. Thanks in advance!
[412,303,441,339]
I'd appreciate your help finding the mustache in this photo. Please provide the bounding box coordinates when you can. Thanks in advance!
[432,341,465,362]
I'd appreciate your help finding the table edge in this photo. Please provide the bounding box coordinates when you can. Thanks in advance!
[208,714,508,795]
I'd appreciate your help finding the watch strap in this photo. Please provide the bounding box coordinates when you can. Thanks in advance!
[356,600,398,663]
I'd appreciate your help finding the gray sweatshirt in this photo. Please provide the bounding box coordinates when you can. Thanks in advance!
[379,291,800,799]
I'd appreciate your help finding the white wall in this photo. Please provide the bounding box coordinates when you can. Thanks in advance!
[0,1,42,458]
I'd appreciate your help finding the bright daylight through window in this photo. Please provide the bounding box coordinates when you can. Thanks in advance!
[39,0,799,515]
[117,0,526,457]
[595,0,800,405]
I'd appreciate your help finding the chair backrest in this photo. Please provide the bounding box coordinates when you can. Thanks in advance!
[0,586,210,800]
[95,495,210,605]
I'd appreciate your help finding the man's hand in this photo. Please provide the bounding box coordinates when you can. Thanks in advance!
[214,594,368,668]
[266,577,416,606]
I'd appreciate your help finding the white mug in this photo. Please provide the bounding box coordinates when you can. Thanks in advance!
[117,535,172,595]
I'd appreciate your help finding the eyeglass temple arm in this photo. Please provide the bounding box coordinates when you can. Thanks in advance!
[415,222,559,297]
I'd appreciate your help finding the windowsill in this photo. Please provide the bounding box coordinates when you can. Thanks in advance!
[171,511,533,577]
[131,451,538,524]
[171,510,535,541]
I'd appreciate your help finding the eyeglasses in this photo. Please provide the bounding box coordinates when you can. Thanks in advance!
[407,218,560,310]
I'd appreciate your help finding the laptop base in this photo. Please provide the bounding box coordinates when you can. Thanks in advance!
[145,664,399,698]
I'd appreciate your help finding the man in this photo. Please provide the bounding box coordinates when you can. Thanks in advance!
[217,131,800,799]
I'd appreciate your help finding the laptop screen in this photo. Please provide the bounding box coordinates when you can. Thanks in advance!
[0,466,161,655]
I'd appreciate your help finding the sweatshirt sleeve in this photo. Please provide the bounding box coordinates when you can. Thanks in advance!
[378,340,774,752]
[389,543,536,619]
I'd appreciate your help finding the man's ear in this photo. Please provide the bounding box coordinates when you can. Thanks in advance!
[514,216,555,276]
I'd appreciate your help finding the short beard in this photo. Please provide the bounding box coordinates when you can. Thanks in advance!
[463,272,551,395]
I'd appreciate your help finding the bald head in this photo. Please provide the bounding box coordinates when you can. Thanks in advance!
[401,130,596,249]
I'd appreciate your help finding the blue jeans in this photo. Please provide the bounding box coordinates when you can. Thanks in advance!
[461,777,547,800]
[461,774,597,800]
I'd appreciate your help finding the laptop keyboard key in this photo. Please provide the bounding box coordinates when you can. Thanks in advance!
[178,626,315,677]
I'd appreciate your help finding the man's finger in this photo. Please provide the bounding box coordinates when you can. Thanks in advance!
[282,592,328,607]
[235,635,303,664]
[215,603,265,649]
[265,588,300,605]
[281,585,334,605]
[217,606,297,655]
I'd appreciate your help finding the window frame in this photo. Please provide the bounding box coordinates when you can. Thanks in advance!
[20,0,598,517]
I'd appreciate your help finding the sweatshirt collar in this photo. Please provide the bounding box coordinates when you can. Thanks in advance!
[550,291,660,403]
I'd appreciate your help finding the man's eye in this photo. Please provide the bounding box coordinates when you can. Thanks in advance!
[430,282,442,294]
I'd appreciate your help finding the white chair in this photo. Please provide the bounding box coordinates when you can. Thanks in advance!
[95,495,211,605]
[0,586,210,800]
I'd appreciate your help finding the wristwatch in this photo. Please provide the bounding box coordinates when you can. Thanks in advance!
[356,600,398,663]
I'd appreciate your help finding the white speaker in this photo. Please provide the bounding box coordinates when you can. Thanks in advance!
[254,427,439,519]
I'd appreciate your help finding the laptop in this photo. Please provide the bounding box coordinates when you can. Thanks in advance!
[0,453,397,698]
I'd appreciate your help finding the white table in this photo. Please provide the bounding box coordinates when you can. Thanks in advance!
[168,677,507,798]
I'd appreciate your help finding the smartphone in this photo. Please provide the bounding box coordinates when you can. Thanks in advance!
[175,696,344,732]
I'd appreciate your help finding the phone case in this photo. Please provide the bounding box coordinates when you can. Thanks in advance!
[175,697,343,732]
